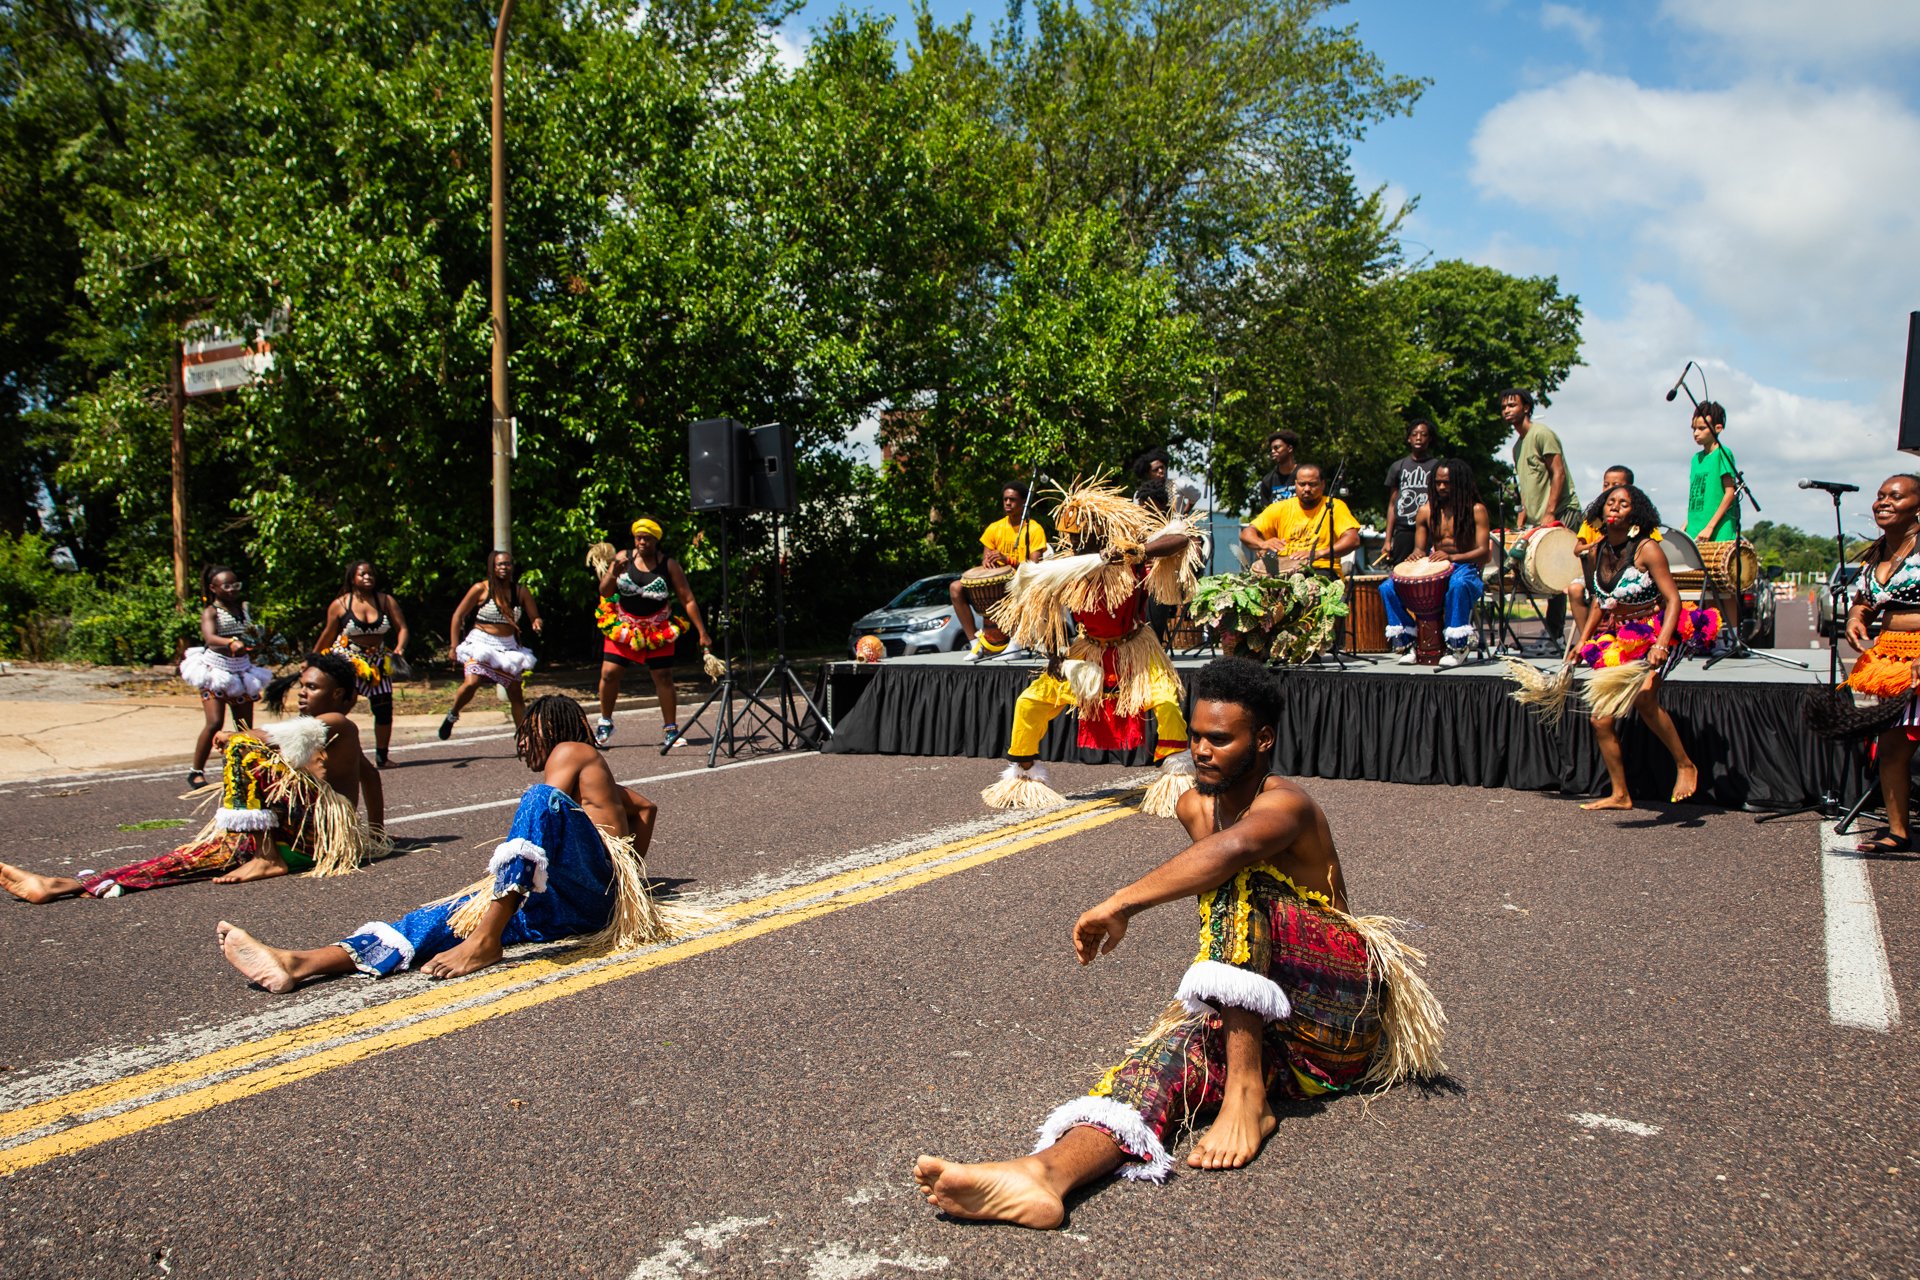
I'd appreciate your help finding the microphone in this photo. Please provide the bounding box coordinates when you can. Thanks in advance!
[1663,360,1696,402]
[1799,479,1860,495]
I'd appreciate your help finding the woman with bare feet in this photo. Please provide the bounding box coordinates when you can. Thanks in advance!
[913,659,1445,1228]
[439,549,542,741]
[593,518,713,748]
[314,559,411,766]
[1842,474,1920,854]
[1566,484,1717,812]
[0,654,383,903]
[178,564,273,789]
[221,696,690,992]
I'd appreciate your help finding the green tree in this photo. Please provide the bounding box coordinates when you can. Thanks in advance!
[1392,259,1585,476]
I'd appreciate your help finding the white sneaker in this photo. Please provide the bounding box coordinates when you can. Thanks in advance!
[1395,647,1419,665]
[1438,651,1465,668]
[1001,643,1029,661]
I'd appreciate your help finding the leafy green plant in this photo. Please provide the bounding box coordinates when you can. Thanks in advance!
[1190,568,1348,665]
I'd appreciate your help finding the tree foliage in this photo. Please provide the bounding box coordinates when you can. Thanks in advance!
[1,0,1595,658]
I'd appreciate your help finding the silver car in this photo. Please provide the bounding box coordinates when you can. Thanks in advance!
[1815,565,1862,637]
[849,574,967,657]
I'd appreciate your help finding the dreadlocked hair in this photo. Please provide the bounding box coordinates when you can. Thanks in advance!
[517,694,593,768]
[1431,458,1482,552]
[1580,484,1663,539]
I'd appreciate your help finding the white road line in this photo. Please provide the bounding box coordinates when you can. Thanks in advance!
[1569,1112,1661,1137]
[383,750,818,826]
[1820,822,1903,1033]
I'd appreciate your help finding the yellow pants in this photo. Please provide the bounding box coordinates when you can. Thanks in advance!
[1006,672,1188,763]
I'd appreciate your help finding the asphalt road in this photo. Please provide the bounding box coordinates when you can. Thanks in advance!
[1,696,1915,1278]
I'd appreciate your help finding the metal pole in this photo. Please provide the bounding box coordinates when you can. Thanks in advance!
[489,0,517,554]
[170,340,189,606]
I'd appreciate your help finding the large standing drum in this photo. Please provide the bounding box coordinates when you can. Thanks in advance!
[1512,526,1581,597]
[1391,559,1453,663]
[1701,538,1759,592]
[1348,574,1390,653]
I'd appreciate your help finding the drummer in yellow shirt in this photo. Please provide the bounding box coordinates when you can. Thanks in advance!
[1239,464,1361,575]
[1566,465,1661,635]
[952,481,1050,659]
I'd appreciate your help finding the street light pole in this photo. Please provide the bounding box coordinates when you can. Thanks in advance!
[489,0,517,555]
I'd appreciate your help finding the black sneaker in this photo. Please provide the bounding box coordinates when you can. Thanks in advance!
[376,748,391,767]
[437,714,456,741]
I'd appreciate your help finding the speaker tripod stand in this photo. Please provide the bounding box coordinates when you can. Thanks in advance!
[666,512,832,767]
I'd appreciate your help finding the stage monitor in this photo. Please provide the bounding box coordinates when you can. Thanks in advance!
[688,418,746,511]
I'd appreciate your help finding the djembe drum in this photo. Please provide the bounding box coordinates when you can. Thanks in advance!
[959,564,1016,646]
[1392,558,1453,664]
[1700,539,1759,593]
[1348,574,1390,654]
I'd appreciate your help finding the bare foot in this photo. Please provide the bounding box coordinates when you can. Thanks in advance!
[912,1155,1065,1229]
[1187,1091,1278,1170]
[219,921,300,993]
[1670,764,1699,803]
[421,934,504,980]
[1580,794,1633,811]
[0,863,85,904]
[213,853,290,884]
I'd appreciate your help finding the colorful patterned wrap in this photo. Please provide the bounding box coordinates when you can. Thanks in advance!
[596,597,681,663]
[1048,869,1383,1181]
[1577,606,1720,671]
[330,639,393,698]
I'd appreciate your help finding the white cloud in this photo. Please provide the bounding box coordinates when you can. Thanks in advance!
[1661,0,1920,63]
[768,27,811,73]
[1471,229,1560,277]
[1540,281,1901,536]
[1539,4,1601,54]
[1469,73,1920,382]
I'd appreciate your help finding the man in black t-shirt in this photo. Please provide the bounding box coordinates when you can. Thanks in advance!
[1254,429,1301,510]
[1383,420,1439,566]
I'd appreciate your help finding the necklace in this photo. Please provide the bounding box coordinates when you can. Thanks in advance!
[1212,789,1254,833]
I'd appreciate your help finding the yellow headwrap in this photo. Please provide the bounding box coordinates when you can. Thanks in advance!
[631,518,663,540]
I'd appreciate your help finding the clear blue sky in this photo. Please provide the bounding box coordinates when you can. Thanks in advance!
[776,0,1920,534]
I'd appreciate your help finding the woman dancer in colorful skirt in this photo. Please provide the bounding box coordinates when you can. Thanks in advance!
[1567,484,1718,810]
[314,559,412,766]
[1843,474,1920,853]
[439,549,543,739]
[593,518,713,747]
[178,564,273,789]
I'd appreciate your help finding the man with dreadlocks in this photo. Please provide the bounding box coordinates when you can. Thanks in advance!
[218,695,689,990]
[1379,458,1490,667]
[0,653,385,902]
[980,478,1200,817]
[915,658,1446,1228]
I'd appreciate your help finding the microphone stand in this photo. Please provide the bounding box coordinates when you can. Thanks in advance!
[1488,478,1536,657]
[1302,459,1362,668]
[1702,461,1807,671]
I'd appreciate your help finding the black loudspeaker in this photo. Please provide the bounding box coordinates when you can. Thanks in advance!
[689,418,746,511]
[1901,312,1920,456]
[746,422,796,512]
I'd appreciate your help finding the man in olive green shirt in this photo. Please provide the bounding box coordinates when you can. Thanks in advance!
[1504,388,1579,529]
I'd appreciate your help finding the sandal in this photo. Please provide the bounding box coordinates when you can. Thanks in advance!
[186,769,207,790]
[1854,830,1911,854]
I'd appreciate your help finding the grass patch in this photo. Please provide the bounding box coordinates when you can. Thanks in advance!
[116,818,188,832]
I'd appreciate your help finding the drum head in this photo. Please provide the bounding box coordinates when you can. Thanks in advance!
[960,565,1013,584]
[1518,527,1580,596]
[1658,526,1704,572]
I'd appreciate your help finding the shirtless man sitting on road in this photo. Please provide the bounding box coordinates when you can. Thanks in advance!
[221,694,662,988]
[0,653,383,902]
[914,656,1444,1228]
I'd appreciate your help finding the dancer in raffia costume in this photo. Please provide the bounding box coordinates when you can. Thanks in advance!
[916,658,1446,1228]
[219,695,705,990]
[0,654,386,903]
[982,478,1201,818]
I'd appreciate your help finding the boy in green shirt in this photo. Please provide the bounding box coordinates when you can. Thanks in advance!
[1684,401,1739,543]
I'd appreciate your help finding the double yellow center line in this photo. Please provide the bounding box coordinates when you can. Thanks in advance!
[0,792,1140,1177]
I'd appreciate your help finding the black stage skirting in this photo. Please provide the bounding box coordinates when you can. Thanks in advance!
[820,660,1870,811]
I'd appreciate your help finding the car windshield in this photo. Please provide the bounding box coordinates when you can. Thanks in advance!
[1834,565,1862,583]
[887,577,957,609]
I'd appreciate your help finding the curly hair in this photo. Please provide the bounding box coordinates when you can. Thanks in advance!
[517,694,593,769]
[1580,483,1663,537]
[1192,656,1282,733]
